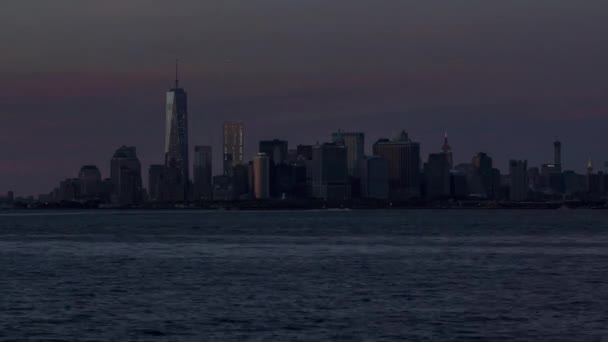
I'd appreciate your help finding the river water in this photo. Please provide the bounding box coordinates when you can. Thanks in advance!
[1,210,607,341]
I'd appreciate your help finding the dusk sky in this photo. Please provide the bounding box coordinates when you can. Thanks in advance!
[2,1,608,196]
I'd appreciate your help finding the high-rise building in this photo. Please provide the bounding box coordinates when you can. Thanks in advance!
[296,145,313,161]
[424,153,451,200]
[259,139,289,197]
[78,165,102,199]
[223,121,244,176]
[554,140,562,170]
[441,132,453,169]
[110,146,142,205]
[312,143,350,200]
[509,159,528,201]
[259,139,288,166]
[193,145,213,200]
[148,164,164,202]
[164,62,189,200]
[471,152,497,198]
[372,131,421,200]
[232,163,250,199]
[332,131,364,177]
[360,156,389,199]
[253,153,270,199]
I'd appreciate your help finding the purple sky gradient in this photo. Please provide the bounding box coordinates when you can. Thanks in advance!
[2,1,608,195]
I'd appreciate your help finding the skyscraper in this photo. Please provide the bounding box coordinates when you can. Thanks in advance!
[164,61,189,200]
[372,131,421,199]
[193,145,213,200]
[554,140,562,171]
[110,146,143,205]
[441,132,453,169]
[331,131,365,177]
[148,164,164,202]
[471,152,499,198]
[223,121,244,176]
[424,153,450,200]
[312,143,350,200]
[253,153,270,199]
[509,159,528,201]
[259,139,288,166]
[360,156,389,199]
[78,165,102,199]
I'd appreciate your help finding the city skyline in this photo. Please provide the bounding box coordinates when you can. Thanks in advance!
[3,1,608,195]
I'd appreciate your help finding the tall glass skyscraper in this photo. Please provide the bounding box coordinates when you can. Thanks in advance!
[223,121,244,176]
[164,62,189,200]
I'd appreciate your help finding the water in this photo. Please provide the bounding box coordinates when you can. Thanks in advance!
[1,210,608,341]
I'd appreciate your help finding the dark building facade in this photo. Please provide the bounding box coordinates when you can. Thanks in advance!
[372,131,421,200]
[164,69,189,201]
[312,143,350,201]
[223,121,244,176]
[509,159,528,201]
[332,131,365,178]
[148,164,164,202]
[193,145,213,200]
[259,139,288,166]
[110,146,143,205]
[424,153,450,200]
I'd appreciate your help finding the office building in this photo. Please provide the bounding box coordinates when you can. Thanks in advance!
[332,131,364,177]
[471,152,497,198]
[232,163,250,199]
[424,153,451,200]
[509,159,528,201]
[312,143,350,200]
[78,165,102,199]
[193,145,213,200]
[164,62,189,201]
[441,132,453,169]
[372,131,421,200]
[554,140,562,171]
[110,146,143,205]
[148,164,164,202]
[259,139,288,166]
[296,145,313,161]
[223,121,244,176]
[253,153,270,199]
[360,156,389,199]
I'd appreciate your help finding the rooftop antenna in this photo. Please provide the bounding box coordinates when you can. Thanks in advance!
[175,59,179,89]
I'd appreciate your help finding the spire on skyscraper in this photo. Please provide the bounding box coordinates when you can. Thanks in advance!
[441,132,453,169]
[442,132,451,153]
[175,59,179,89]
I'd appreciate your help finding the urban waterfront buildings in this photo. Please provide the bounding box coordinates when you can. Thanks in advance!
[28,76,608,207]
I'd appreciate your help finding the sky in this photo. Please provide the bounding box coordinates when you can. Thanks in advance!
[2,1,608,196]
